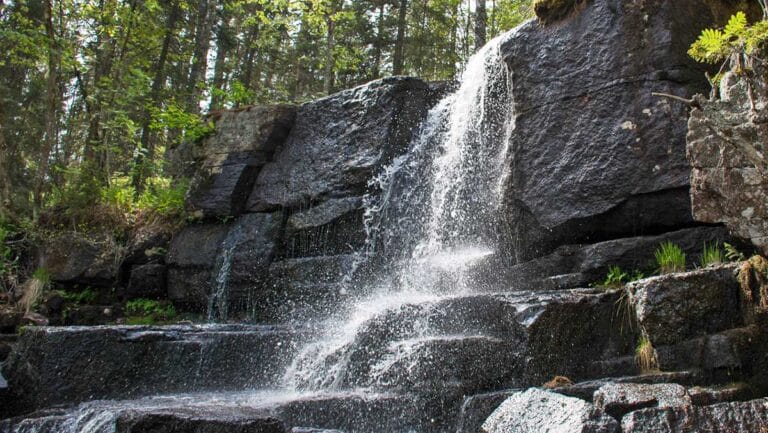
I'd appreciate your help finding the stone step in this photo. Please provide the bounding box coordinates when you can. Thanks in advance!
[0,390,460,433]
[2,325,311,416]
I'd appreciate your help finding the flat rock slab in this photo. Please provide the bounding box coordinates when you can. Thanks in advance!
[2,325,307,415]
[482,388,618,433]
[621,398,768,432]
[593,383,691,419]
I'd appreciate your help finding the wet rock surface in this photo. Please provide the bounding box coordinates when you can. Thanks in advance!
[38,232,121,286]
[2,325,306,414]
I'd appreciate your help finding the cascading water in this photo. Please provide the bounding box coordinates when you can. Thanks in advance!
[5,32,519,433]
[207,224,242,322]
[283,32,516,391]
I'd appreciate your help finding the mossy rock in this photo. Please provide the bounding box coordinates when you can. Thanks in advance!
[533,0,586,23]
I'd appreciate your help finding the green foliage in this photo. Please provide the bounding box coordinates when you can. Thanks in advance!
[701,242,724,267]
[689,11,768,64]
[150,101,215,144]
[126,298,177,324]
[60,288,98,305]
[724,242,747,262]
[602,265,629,288]
[655,242,686,274]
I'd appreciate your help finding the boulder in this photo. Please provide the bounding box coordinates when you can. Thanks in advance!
[185,105,297,218]
[688,67,768,255]
[500,0,751,260]
[2,325,305,414]
[246,77,445,213]
[123,224,172,267]
[37,232,121,286]
[125,263,167,300]
[481,388,619,433]
[621,398,768,433]
[688,383,758,406]
[628,264,742,346]
[116,410,287,433]
[593,383,691,419]
[0,306,21,333]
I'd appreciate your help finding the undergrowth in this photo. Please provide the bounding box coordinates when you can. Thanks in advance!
[125,298,177,325]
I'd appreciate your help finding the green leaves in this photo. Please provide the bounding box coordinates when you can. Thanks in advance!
[689,11,768,65]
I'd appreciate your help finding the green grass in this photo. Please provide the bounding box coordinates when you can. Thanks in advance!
[655,242,686,274]
[60,288,98,305]
[701,242,724,267]
[125,298,177,324]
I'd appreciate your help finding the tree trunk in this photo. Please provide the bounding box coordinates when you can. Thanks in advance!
[210,7,233,110]
[392,0,408,75]
[323,16,335,95]
[0,107,11,220]
[475,0,486,51]
[186,0,213,113]
[34,0,59,215]
[133,0,180,193]
[372,1,386,78]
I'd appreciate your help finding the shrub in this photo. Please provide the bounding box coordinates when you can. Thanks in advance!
[655,242,686,274]
[688,11,768,65]
[60,288,98,305]
[701,242,724,267]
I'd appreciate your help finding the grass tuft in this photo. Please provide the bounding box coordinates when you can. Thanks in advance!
[635,335,659,374]
[655,241,686,274]
[701,242,724,267]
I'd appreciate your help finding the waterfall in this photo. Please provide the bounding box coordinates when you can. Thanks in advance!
[207,224,242,322]
[283,33,516,390]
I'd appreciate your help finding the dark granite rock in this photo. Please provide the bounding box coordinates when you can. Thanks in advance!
[628,264,742,346]
[482,388,619,433]
[125,264,167,300]
[2,325,305,415]
[185,105,297,218]
[37,232,121,286]
[482,226,733,291]
[500,0,751,260]
[116,410,287,433]
[283,197,366,257]
[456,390,518,433]
[688,383,758,406]
[246,77,444,212]
[621,398,768,432]
[166,223,229,310]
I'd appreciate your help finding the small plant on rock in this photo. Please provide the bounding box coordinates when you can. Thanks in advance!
[635,335,659,374]
[601,265,629,288]
[701,242,724,267]
[19,268,51,314]
[724,242,747,262]
[654,242,686,274]
[125,298,177,325]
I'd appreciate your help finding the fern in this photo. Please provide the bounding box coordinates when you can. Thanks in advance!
[689,11,768,66]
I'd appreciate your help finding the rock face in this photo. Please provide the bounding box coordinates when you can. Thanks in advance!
[2,325,305,413]
[593,383,691,419]
[185,105,296,218]
[687,68,768,255]
[482,388,619,433]
[246,77,444,212]
[500,0,745,260]
[38,232,121,286]
[628,264,742,346]
[621,398,768,433]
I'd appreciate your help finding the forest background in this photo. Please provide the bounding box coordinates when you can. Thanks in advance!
[0,0,533,227]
